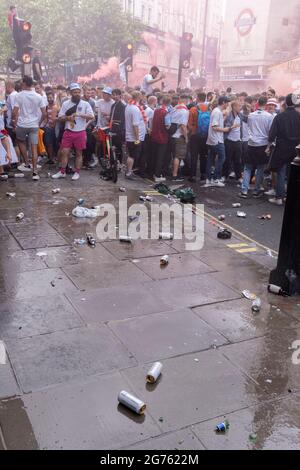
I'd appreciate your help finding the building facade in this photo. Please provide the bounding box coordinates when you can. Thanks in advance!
[220,0,300,92]
[122,0,223,89]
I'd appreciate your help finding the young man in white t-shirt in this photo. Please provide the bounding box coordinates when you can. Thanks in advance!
[205,96,235,187]
[141,66,165,96]
[12,75,47,180]
[52,83,94,181]
[170,94,189,182]
[125,90,146,180]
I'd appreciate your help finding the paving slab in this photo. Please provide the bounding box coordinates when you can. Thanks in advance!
[63,260,152,290]
[123,350,260,432]
[67,284,170,323]
[133,253,215,280]
[193,299,299,343]
[0,356,20,399]
[0,295,83,339]
[2,249,47,272]
[0,398,38,450]
[43,244,116,268]
[147,273,240,309]
[102,239,177,260]
[219,328,300,398]
[6,325,137,392]
[23,372,161,450]
[5,268,77,300]
[192,394,300,450]
[109,308,228,363]
[125,428,204,450]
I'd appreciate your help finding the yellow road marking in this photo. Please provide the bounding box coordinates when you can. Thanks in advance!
[236,248,258,254]
[144,178,279,256]
[227,243,249,249]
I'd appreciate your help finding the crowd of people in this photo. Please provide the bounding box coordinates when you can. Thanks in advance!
[1,65,300,206]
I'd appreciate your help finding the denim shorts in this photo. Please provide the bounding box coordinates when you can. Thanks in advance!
[16,126,39,145]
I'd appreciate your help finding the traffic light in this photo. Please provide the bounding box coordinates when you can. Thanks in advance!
[19,20,33,64]
[179,32,193,70]
[120,42,134,72]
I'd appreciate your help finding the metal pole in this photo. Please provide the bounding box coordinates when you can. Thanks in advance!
[201,0,209,77]
[177,13,185,88]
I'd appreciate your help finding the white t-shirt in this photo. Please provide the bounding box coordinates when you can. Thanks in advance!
[96,99,114,128]
[14,90,45,128]
[125,104,146,142]
[227,115,241,142]
[141,74,154,95]
[6,90,18,128]
[248,110,274,147]
[145,106,155,132]
[170,105,189,139]
[207,107,224,146]
[59,99,94,132]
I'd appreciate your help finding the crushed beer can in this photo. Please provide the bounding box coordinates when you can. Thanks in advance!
[159,232,174,240]
[118,390,146,415]
[52,188,60,194]
[242,290,257,301]
[6,192,16,197]
[160,255,169,266]
[218,215,226,221]
[16,212,24,221]
[252,298,262,313]
[119,187,126,192]
[119,235,132,243]
[77,198,85,205]
[232,203,241,208]
[215,420,230,433]
[237,211,247,218]
[86,233,96,247]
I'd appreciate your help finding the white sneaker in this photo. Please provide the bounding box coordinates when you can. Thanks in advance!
[213,179,225,188]
[154,176,166,183]
[265,189,276,196]
[88,156,98,168]
[269,198,283,206]
[72,172,80,181]
[17,163,31,172]
[32,173,40,181]
[229,172,235,179]
[221,176,226,183]
[204,179,213,187]
[52,171,66,179]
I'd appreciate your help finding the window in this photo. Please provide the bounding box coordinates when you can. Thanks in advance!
[141,4,145,21]
[148,7,152,24]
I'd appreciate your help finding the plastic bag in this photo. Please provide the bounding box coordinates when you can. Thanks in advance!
[72,206,100,218]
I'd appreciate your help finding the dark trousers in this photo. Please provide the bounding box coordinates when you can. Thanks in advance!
[83,127,95,165]
[152,142,168,177]
[190,134,208,179]
[223,139,242,179]
[136,134,151,176]
[163,138,173,177]
[112,133,123,163]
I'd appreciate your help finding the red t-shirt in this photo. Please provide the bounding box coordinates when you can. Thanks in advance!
[151,107,169,145]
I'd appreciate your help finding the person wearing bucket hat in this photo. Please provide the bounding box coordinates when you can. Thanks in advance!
[52,83,94,181]
[96,86,114,129]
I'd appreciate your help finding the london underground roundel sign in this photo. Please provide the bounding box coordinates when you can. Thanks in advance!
[235,9,256,37]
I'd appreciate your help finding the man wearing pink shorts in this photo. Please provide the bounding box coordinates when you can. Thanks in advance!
[52,83,94,181]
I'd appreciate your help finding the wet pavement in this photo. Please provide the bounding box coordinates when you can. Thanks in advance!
[0,166,299,450]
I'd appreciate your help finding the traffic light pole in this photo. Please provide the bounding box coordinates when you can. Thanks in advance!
[201,0,209,80]
[177,15,185,88]
[269,145,300,295]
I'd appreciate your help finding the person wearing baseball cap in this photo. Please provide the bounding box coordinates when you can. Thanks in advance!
[96,85,114,129]
[52,83,94,181]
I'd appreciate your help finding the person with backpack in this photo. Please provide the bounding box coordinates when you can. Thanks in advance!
[188,92,210,182]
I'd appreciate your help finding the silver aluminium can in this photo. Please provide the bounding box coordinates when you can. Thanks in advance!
[118,390,146,414]
[146,362,163,383]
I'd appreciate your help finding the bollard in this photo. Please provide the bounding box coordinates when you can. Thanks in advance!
[269,145,300,295]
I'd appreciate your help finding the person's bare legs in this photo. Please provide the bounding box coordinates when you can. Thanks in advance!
[75,149,82,172]
[17,140,29,165]
[31,143,38,173]
[60,148,70,169]
[126,156,134,173]
[172,157,180,177]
